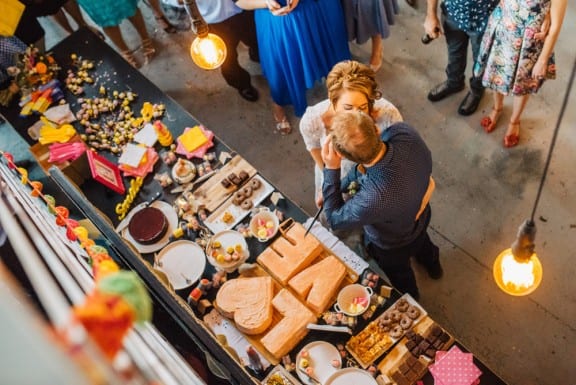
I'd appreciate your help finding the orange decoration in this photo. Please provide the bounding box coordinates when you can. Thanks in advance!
[73,291,136,360]
[35,62,48,74]
[54,206,69,226]
[30,181,43,197]
[81,239,96,249]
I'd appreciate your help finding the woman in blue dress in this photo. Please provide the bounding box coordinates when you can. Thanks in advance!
[236,0,350,134]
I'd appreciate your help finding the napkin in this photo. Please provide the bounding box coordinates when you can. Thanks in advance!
[176,125,214,159]
[429,345,482,385]
[119,147,158,178]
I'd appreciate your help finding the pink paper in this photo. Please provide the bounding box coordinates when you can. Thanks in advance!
[119,147,159,177]
[429,345,482,385]
[48,141,87,163]
[175,125,214,159]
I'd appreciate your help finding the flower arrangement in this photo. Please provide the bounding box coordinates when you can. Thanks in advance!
[8,45,61,98]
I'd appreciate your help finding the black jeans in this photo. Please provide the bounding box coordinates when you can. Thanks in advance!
[441,4,484,94]
[366,209,439,299]
[208,11,259,91]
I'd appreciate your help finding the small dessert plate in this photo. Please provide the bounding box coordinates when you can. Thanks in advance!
[155,240,206,290]
[324,367,377,385]
[296,341,341,385]
[122,201,178,253]
[206,230,249,272]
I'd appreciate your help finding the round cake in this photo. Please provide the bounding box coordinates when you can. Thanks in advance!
[128,207,168,245]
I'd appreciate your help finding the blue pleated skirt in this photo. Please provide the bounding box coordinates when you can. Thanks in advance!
[255,0,351,116]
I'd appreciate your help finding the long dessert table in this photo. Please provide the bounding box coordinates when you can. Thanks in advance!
[0,29,508,385]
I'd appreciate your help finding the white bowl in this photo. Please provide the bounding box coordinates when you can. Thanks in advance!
[334,284,373,316]
[206,230,249,272]
[249,208,279,242]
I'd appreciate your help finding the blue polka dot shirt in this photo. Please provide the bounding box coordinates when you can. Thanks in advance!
[323,122,433,250]
[443,0,499,33]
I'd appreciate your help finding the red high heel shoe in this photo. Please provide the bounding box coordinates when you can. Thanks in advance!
[480,107,502,133]
[504,121,520,148]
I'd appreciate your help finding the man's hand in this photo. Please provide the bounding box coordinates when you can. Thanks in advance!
[423,14,442,38]
[321,134,342,170]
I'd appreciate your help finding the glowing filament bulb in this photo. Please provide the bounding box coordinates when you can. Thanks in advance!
[190,33,227,70]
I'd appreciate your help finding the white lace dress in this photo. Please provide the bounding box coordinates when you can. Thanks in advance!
[299,98,403,200]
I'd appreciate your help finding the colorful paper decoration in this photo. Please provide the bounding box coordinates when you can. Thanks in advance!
[176,125,214,159]
[86,150,125,194]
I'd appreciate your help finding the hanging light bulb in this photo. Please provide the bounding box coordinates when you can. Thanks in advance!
[493,220,543,296]
[491,56,576,296]
[190,33,227,70]
[183,0,227,70]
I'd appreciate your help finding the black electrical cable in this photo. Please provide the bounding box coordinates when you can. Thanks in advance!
[530,55,576,222]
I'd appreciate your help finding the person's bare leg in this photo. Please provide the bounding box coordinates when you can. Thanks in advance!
[369,34,383,72]
[272,103,291,135]
[145,0,176,33]
[481,92,504,133]
[103,25,139,67]
[62,0,89,28]
[128,10,155,63]
[504,94,529,147]
[51,9,74,34]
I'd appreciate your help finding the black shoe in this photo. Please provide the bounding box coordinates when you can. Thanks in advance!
[427,81,465,102]
[425,261,444,280]
[238,86,259,102]
[458,90,483,116]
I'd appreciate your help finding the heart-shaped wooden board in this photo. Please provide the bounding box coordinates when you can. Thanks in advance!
[215,276,274,335]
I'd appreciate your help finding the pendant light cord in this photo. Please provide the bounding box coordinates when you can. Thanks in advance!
[530,56,576,222]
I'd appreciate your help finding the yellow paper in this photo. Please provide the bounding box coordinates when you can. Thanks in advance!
[0,0,25,37]
[179,126,208,153]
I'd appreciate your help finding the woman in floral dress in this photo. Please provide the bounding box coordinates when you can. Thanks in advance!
[473,0,567,147]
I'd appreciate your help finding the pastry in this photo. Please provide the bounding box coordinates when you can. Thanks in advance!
[241,185,253,197]
[288,255,347,314]
[172,158,196,184]
[250,178,262,189]
[238,170,249,183]
[128,207,168,244]
[241,199,253,210]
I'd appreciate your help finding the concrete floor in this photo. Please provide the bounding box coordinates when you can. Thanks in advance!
[39,3,576,384]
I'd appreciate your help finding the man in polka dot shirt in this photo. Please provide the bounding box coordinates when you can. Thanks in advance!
[321,112,442,300]
[424,0,498,116]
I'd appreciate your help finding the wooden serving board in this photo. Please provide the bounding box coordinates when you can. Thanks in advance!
[192,155,257,212]
[377,316,455,381]
[204,175,274,234]
[215,265,311,366]
[345,294,427,369]
[257,220,359,317]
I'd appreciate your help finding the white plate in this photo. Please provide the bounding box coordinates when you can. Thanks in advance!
[206,230,249,272]
[204,175,275,234]
[154,240,206,290]
[122,201,179,253]
[324,367,377,385]
[296,341,341,385]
